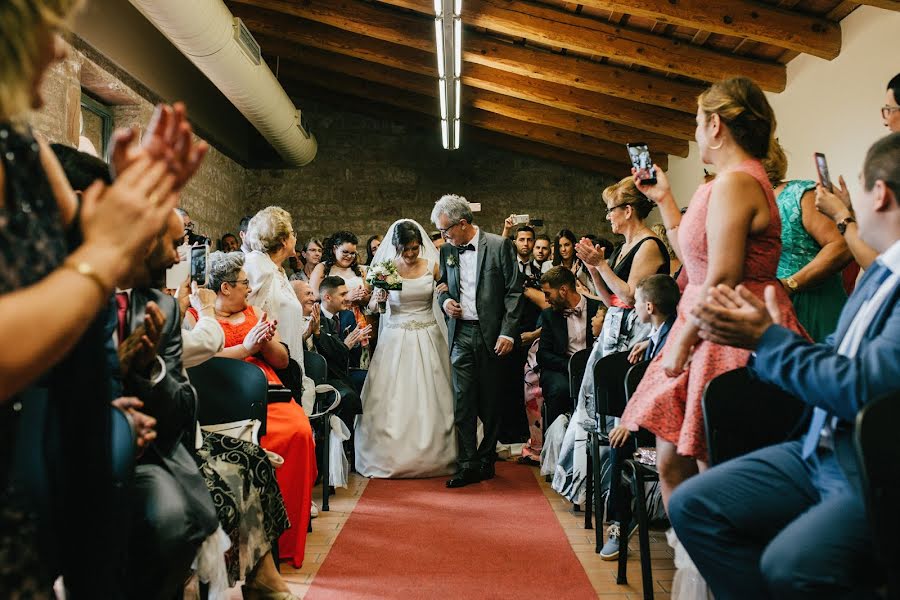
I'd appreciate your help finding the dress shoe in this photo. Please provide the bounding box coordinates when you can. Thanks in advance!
[242,580,301,600]
[446,469,481,488]
[478,462,495,481]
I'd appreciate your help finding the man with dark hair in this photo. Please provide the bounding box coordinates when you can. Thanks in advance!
[672,132,900,598]
[220,232,240,252]
[50,142,111,188]
[239,214,253,253]
[537,266,602,427]
[884,72,900,132]
[533,233,552,267]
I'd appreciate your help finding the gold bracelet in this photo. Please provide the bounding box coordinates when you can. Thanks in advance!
[62,259,111,296]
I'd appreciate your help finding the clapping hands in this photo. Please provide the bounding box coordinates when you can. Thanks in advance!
[118,301,167,378]
[243,311,278,354]
[575,238,605,267]
[345,324,373,350]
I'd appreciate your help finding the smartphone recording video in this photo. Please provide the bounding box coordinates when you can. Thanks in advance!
[190,244,210,287]
[164,244,190,290]
[627,143,657,185]
[814,152,833,192]
[512,214,530,225]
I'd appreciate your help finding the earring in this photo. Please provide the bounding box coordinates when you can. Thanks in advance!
[708,139,723,151]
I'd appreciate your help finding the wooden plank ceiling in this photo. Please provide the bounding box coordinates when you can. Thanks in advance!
[224,0,890,175]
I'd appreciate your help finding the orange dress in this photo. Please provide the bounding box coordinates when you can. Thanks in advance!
[620,160,807,461]
[194,306,318,567]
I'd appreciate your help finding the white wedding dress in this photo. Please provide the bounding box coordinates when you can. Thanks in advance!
[354,260,457,478]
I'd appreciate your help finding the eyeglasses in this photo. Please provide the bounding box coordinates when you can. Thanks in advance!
[437,220,462,235]
[338,250,357,258]
[224,278,250,287]
[882,105,900,119]
[605,202,635,217]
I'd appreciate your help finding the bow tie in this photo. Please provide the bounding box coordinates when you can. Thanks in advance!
[457,244,476,254]
[563,306,583,318]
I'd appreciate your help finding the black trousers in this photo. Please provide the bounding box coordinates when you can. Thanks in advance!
[496,345,530,444]
[539,369,571,429]
[450,322,501,471]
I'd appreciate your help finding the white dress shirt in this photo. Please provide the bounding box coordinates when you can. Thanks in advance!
[565,295,589,356]
[458,227,481,321]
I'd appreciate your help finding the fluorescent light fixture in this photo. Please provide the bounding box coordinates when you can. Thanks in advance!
[434,19,445,79]
[453,18,462,78]
[439,82,448,120]
[453,119,460,150]
[455,78,461,116]
[454,0,462,16]
[441,119,449,150]
[434,0,442,15]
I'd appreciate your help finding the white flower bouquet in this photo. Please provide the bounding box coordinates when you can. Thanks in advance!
[366,260,403,313]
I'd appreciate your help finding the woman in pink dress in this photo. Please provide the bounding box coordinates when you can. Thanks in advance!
[619,77,807,509]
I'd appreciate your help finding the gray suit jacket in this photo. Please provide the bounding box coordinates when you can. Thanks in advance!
[437,229,524,350]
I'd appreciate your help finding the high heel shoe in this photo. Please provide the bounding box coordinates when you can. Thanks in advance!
[241,579,301,600]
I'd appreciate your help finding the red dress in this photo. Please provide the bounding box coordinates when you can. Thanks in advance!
[192,306,317,567]
[620,160,807,461]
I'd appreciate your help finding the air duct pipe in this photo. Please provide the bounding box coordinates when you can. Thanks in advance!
[128,0,316,165]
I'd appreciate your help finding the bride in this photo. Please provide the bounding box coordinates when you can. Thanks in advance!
[354,219,457,478]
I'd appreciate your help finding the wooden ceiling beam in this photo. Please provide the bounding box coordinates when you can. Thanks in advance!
[852,0,900,10]
[273,51,676,163]
[576,0,841,60]
[253,28,695,141]
[281,66,644,169]
[370,0,787,90]
[229,0,785,91]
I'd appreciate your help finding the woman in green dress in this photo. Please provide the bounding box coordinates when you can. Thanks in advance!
[766,142,852,341]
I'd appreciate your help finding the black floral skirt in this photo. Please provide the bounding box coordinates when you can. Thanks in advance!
[198,432,290,586]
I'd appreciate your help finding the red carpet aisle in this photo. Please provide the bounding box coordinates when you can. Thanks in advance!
[304,462,597,600]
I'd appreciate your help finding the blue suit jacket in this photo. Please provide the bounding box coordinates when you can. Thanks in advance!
[751,263,900,487]
[645,314,676,361]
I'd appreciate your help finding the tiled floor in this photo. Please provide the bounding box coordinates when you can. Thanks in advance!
[235,461,676,599]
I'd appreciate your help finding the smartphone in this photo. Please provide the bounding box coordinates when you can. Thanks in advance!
[190,244,210,286]
[164,244,190,289]
[814,152,833,192]
[512,214,530,225]
[627,142,657,185]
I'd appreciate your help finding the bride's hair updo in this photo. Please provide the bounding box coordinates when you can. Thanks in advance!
[392,221,423,253]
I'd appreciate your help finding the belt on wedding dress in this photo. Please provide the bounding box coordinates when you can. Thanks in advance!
[385,319,437,331]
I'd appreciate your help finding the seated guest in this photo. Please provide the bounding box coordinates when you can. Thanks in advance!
[537,266,603,427]
[184,251,317,569]
[314,276,369,423]
[671,132,900,598]
[291,279,321,352]
[601,274,680,560]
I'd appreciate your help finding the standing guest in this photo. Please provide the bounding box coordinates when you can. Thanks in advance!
[238,214,253,254]
[533,233,552,268]
[176,207,209,246]
[184,251,317,569]
[219,232,239,252]
[537,267,603,427]
[672,132,900,600]
[291,238,323,283]
[651,224,682,278]
[618,76,807,509]
[243,207,306,367]
[765,140,851,341]
[430,230,445,249]
[544,228,595,295]
[363,234,382,266]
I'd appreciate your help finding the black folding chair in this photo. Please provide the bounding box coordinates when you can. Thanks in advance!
[188,357,269,439]
[303,352,342,512]
[855,392,900,599]
[540,348,590,484]
[702,367,808,466]
[584,351,632,528]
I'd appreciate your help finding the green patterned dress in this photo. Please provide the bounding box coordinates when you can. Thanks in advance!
[776,180,848,341]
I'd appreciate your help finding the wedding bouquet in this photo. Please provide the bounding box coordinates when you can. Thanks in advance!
[366,260,403,313]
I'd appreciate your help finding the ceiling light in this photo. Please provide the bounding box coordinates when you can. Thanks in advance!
[434,0,462,150]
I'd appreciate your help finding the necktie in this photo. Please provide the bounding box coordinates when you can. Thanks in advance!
[457,243,476,254]
[332,313,341,335]
[645,338,656,361]
[115,291,129,343]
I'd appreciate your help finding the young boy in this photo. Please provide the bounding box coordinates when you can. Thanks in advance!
[601,274,680,560]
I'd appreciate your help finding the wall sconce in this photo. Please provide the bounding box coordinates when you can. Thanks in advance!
[434,0,461,150]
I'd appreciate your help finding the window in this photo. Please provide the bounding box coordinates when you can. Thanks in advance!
[80,93,113,159]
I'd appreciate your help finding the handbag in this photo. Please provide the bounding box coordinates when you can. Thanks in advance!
[200,420,285,468]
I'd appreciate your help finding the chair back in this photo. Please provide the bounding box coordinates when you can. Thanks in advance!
[188,357,268,437]
[568,348,590,398]
[593,350,633,418]
[625,360,650,402]
[855,392,900,598]
[702,367,807,466]
[304,351,329,386]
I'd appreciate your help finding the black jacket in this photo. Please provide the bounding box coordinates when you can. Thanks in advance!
[537,296,603,373]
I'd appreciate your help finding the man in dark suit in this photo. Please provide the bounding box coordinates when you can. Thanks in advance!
[116,210,218,600]
[312,275,370,424]
[537,266,602,429]
[434,195,523,487]
[671,133,900,598]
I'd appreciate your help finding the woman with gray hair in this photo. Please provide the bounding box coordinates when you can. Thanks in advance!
[184,251,318,573]
[244,207,306,365]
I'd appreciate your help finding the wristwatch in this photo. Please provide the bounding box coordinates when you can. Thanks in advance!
[836,215,856,236]
[783,276,799,293]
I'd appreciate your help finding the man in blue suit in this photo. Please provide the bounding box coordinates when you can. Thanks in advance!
[669,132,900,598]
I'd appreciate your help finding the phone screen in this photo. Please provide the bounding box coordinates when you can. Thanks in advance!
[815,153,833,192]
[627,143,657,185]
[190,244,209,286]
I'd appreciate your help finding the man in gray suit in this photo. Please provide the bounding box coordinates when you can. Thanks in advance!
[433,195,524,488]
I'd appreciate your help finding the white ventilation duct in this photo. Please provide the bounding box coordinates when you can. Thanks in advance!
[128,0,317,165]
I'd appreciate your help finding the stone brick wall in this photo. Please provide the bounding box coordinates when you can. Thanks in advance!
[245,99,616,248]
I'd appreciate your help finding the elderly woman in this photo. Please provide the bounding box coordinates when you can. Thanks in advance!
[0,1,205,596]
[243,207,306,366]
[185,251,317,570]
[290,238,323,283]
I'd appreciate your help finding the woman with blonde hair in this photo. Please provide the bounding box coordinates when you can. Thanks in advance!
[618,77,807,507]
[650,223,682,278]
[765,140,851,341]
[0,1,207,596]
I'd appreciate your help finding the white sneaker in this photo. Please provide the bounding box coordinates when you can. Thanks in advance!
[310,501,319,519]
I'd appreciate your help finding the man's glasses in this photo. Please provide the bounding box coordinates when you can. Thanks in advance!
[437,221,462,235]
[604,202,635,217]
[882,105,900,119]
[224,278,249,287]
